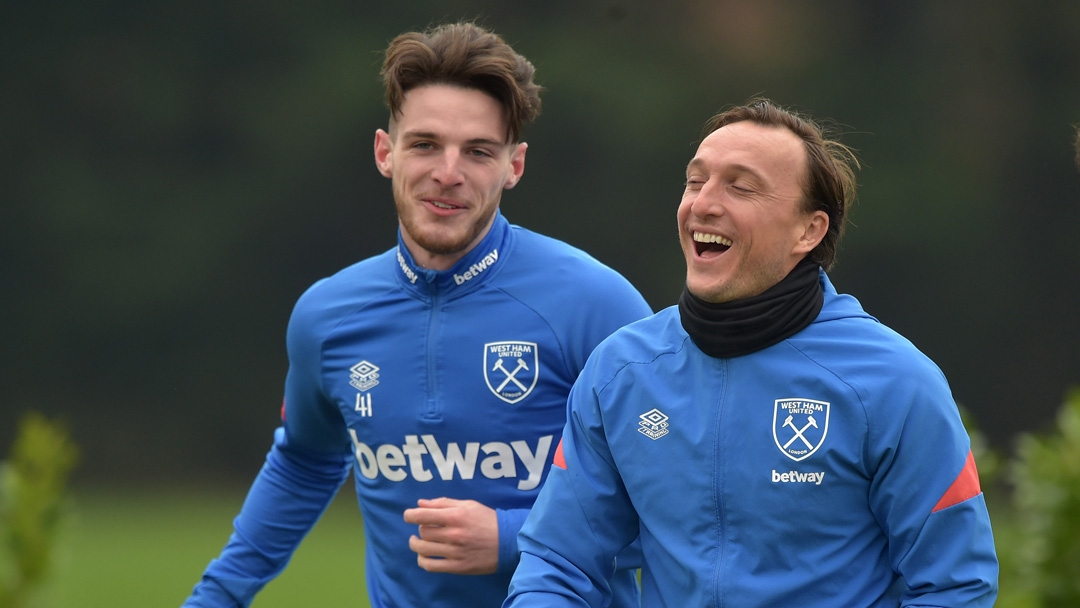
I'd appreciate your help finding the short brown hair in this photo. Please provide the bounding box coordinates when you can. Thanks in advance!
[702,98,859,270]
[381,22,542,143]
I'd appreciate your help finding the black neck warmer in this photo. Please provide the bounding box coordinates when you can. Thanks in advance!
[678,258,824,359]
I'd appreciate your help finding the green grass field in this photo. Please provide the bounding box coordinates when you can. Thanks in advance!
[50,487,371,607]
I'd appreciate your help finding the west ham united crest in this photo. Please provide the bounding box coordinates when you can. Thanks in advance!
[484,341,539,404]
[773,398,830,461]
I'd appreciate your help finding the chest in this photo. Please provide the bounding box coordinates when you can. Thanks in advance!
[604,353,871,523]
[320,293,575,441]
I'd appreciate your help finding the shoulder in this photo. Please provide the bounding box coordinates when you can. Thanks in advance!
[503,225,645,298]
[793,293,953,414]
[584,307,688,381]
[802,275,946,385]
[288,249,398,338]
[807,290,944,379]
[596,306,685,353]
[509,226,620,275]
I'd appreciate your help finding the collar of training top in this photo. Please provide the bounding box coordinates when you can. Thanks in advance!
[394,212,511,297]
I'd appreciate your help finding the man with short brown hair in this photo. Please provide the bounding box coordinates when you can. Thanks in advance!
[181,22,649,608]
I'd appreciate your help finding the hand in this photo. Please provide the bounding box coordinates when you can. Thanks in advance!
[403,497,499,575]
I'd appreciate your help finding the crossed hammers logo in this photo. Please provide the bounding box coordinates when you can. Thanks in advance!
[492,357,529,392]
[781,414,818,450]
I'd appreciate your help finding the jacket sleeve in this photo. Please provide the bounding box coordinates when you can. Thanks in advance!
[562,269,652,376]
[180,427,350,607]
[866,369,999,607]
[495,507,530,573]
[504,367,641,607]
[496,267,648,578]
[496,508,643,577]
[182,282,353,607]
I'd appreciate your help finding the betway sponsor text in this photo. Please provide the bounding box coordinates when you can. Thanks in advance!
[348,431,552,491]
[772,469,826,485]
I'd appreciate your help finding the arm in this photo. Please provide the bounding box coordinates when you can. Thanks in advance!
[181,427,350,607]
[868,374,998,607]
[505,373,641,607]
[183,281,353,607]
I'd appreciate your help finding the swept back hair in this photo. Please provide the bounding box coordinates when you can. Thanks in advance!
[381,22,542,143]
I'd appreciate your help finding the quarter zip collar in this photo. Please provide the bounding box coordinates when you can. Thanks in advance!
[394,211,512,299]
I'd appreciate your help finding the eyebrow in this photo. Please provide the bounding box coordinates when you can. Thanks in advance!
[685,157,706,174]
[685,158,768,183]
[401,130,507,147]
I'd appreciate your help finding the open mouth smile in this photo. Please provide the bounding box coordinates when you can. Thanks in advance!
[692,231,732,257]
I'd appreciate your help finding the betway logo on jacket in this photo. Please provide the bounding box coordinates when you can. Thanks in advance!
[396,249,419,284]
[453,249,498,285]
[348,430,551,491]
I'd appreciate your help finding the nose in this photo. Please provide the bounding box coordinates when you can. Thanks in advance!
[431,149,465,187]
[689,180,725,218]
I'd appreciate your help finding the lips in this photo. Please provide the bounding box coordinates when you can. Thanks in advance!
[428,199,461,210]
[423,197,465,216]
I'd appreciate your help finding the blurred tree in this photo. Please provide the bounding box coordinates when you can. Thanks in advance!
[0,412,79,608]
[997,390,1080,607]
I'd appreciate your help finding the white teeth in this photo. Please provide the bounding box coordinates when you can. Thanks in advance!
[693,231,732,246]
[431,201,455,209]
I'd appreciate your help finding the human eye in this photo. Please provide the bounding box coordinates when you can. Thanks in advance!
[468,146,497,159]
[684,175,706,190]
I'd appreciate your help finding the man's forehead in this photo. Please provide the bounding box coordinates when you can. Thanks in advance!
[689,122,805,171]
[390,84,512,143]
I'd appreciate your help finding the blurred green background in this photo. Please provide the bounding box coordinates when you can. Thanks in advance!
[55,488,367,607]
[2,0,1079,605]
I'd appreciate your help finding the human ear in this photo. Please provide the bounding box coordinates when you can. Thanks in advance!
[503,143,527,189]
[793,211,829,255]
[374,129,393,178]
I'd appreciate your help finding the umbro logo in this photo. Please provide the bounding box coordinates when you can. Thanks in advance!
[349,360,380,392]
[638,409,670,440]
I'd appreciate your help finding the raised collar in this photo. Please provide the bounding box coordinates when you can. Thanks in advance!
[394,212,512,298]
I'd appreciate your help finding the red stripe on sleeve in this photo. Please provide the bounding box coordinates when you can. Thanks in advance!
[932,450,982,513]
[553,438,567,470]
[280,398,287,422]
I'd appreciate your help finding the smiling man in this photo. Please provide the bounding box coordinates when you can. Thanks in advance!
[180,22,650,608]
[505,99,999,608]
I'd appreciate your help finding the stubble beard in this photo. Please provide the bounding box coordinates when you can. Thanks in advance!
[395,186,494,258]
[684,244,794,304]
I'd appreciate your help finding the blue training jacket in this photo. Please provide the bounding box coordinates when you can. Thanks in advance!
[182,212,652,608]
[506,271,998,607]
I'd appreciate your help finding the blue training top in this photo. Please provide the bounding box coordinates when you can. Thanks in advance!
[507,271,999,607]
[182,212,652,608]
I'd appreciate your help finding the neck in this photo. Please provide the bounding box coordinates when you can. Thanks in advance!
[678,258,823,358]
